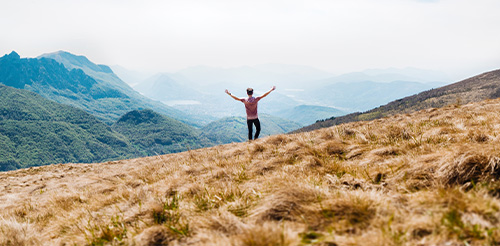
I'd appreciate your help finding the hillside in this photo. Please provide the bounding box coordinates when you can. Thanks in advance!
[112,109,212,155]
[37,51,209,126]
[200,114,302,144]
[0,85,138,171]
[297,68,500,132]
[2,98,500,245]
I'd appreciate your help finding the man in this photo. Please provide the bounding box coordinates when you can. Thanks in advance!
[225,86,276,141]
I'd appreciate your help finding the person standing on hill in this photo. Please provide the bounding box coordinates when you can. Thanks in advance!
[225,86,276,141]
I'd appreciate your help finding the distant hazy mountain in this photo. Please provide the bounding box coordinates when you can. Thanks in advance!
[176,64,334,91]
[296,68,500,132]
[274,105,346,125]
[301,80,445,112]
[129,64,449,122]
[164,90,301,124]
[112,109,212,155]
[130,70,301,120]
[110,65,154,86]
[200,114,302,144]
[361,67,452,83]
[133,73,204,102]
[278,68,450,112]
[0,85,137,171]
[310,67,451,86]
[36,51,208,126]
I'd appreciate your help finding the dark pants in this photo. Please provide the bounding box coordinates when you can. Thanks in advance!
[247,118,261,140]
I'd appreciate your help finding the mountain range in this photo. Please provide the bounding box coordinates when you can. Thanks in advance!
[0,51,198,126]
[0,51,312,169]
[37,51,209,126]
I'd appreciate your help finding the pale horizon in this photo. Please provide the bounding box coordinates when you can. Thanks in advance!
[2,0,500,80]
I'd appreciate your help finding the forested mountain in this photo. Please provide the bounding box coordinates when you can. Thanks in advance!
[0,85,138,171]
[0,84,218,170]
[37,51,210,126]
[296,68,500,132]
[112,109,212,155]
[200,114,301,144]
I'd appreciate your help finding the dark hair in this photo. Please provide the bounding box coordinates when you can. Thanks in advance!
[246,88,254,95]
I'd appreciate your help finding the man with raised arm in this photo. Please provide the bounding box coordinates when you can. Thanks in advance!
[225,86,276,141]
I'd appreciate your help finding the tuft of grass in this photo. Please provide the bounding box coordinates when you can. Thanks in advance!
[150,191,191,239]
[236,223,295,246]
[316,195,376,233]
[252,143,266,154]
[299,231,325,244]
[84,215,128,245]
[438,151,500,186]
[135,225,173,245]
[0,216,41,246]
[468,132,490,143]
[440,209,495,243]
[228,202,252,217]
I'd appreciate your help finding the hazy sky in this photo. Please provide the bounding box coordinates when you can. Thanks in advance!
[1,0,500,79]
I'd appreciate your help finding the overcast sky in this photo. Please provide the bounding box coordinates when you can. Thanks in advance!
[1,0,500,80]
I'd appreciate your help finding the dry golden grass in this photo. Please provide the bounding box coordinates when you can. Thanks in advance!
[3,98,500,245]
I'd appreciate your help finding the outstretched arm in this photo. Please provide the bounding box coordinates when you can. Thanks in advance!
[225,89,241,101]
[257,86,276,100]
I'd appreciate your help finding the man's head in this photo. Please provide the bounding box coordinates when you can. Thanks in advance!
[246,88,254,96]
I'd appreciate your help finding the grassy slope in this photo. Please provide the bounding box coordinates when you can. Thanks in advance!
[2,99,500,245]
[296,68,500,133]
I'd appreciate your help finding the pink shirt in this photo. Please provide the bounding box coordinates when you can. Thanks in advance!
[240,96,261,119]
